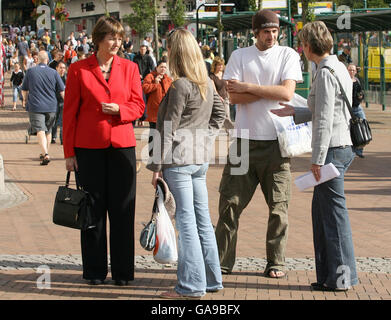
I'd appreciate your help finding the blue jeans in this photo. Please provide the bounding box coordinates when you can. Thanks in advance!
[312,146,358,289]
[163,163,223,297]
[52,103,63,142]
[352,106,366,157]
[12,85,23,103]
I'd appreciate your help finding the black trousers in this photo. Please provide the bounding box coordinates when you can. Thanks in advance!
[75,146,136,281]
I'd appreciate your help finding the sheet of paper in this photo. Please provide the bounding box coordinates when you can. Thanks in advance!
[294,163,341,191]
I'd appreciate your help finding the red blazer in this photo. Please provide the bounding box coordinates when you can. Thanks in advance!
[63,54,145,158]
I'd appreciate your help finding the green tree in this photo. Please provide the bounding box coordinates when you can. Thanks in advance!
[124,0,159,40]
[335,0,388,8]
[217,0,223,58]
[167,0,186,27]
[248,0,258,11]
[300,0,316,72]
[99,0,109,16]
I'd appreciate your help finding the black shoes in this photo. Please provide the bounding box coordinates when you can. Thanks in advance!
[311,282,350,292]
[114,280,129,286]
[88,279,105,285]
[87,279,131,286]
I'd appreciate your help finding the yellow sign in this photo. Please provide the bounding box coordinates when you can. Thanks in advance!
[298,2,333,14]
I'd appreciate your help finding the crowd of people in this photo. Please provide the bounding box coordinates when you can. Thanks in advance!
[0,9,368,298]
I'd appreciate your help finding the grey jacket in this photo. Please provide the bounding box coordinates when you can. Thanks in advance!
[294,55,353,165]
[146,77,226,172]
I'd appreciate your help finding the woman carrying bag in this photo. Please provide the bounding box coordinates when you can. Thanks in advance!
[63,16,145,286]
[271,21,358,292]
[147,28,226,299]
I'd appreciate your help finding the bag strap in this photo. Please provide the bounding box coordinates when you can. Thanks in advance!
[321,66,358,121]
[65,171,71,188]
[65,168,83,190]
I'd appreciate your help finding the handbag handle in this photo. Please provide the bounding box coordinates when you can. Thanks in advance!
[65,167,83,190]
[321,66,358,121]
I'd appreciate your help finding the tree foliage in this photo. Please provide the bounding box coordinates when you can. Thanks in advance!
[124,0,159,39]
[167,0,186,27]
[335,0,389,8]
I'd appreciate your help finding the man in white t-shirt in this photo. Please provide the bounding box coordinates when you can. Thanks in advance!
[215,9,303,278]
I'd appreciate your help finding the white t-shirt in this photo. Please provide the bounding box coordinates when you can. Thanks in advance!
[224,44,303,140]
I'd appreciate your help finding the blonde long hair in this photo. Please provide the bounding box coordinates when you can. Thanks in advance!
[167,28,208,100]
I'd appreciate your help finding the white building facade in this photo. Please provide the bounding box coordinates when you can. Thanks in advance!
[62,0,199,43]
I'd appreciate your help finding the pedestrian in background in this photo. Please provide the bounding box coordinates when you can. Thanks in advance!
[51,61,67,144]
[209,56,234,131]
[142,58,172,155]
[133,43,155,127]
[21,51,65,165]
[63,16,145,286]
[147,28,225,299]
[347,63,366,158]
[10,62,24,111]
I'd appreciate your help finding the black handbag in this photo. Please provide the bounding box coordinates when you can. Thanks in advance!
[139,189,160,251]
[323,66,372,149]
[139,214,157,251]
[52,171,96,231]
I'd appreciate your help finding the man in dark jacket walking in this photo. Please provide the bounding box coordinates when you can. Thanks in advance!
[132,44,155,127]
[133,44,155,81]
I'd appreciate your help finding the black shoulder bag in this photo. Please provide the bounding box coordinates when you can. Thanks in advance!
[323,66,372,149]
[52,171,96,230]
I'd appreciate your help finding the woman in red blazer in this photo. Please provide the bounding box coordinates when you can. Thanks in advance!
[63,16,145,286]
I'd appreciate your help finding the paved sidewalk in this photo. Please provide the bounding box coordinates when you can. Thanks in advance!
[0,74,390,301]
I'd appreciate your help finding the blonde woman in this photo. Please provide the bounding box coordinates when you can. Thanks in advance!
[147,28,226,299]
[210,56,234,130]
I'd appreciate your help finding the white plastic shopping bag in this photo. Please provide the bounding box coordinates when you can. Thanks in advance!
[269,93,312,158]
[153,185,178,264]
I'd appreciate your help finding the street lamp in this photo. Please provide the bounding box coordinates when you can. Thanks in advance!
[48,0,57,42]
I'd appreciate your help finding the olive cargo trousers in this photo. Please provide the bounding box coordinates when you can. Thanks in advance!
[215,139,291,274]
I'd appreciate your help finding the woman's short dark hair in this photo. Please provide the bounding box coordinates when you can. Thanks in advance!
[92,16,125,51]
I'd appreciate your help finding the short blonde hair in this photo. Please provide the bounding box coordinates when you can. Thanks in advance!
[167,28,209,100]
[299,21,333,56]
[92,16,124,51]
[210,56,225,74]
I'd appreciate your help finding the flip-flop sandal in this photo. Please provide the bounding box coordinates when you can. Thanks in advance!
[40,154,50,165]
[265,268,286,279]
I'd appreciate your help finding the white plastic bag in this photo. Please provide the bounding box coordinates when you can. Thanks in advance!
[153,185,178,264]
[269,93,312,158]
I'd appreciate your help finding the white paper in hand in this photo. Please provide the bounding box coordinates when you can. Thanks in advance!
[294,163,340,191]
